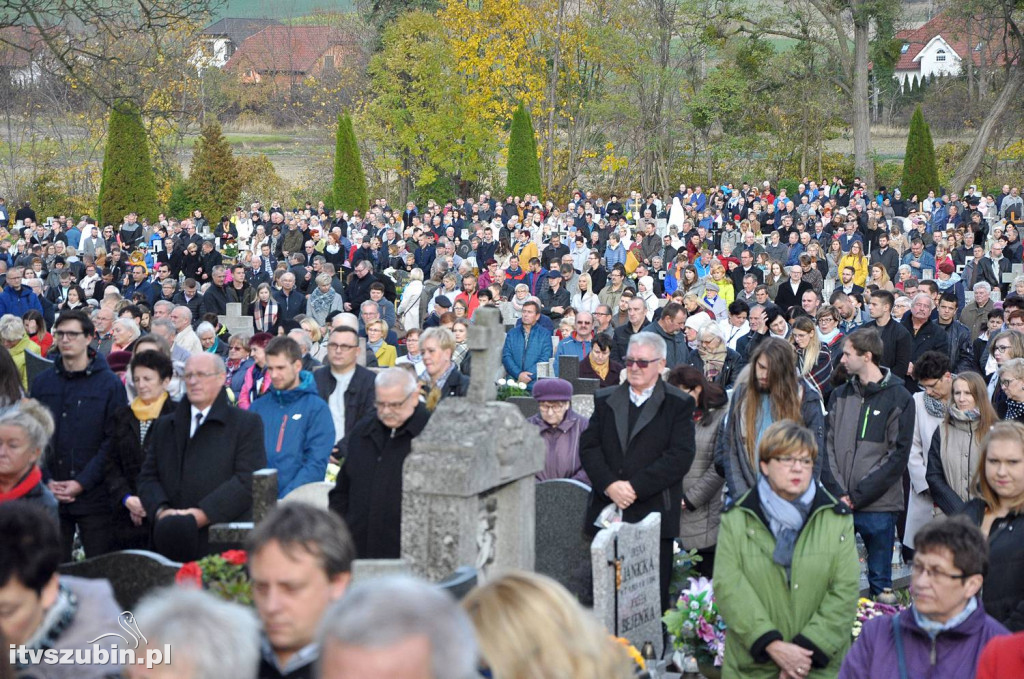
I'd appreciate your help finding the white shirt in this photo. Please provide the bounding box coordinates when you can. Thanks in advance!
[328,369,355,443]
[190,404,212,437]
[629,384,656,407]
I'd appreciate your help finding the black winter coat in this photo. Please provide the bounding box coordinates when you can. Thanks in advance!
[313,364,376,455]
[687,347,745,391]
[581,380,696,539]
[328,404,431,558]
[899,316,951,392]
[961,500,1024,631]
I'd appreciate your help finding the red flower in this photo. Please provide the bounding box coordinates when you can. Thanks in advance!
[220,550,248,566]
[175,561,203,587]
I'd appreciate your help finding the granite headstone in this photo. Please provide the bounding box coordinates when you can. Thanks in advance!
[535,479,594,605]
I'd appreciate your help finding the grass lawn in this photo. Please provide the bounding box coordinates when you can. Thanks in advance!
[212,0,355,21]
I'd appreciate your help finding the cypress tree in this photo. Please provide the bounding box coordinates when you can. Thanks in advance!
[332,112,368,214]
[187,121,241,223]
[97,100,158,226]
[901,106,939,199]
[506,102,542,198]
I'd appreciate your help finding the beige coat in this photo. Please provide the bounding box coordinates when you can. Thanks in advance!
[679,406,726,550]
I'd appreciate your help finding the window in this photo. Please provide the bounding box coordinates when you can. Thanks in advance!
[936,49,946,62]
[900,43,910,54]
[323,55,335,71]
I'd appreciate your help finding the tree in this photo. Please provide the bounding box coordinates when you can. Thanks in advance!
[187,121,241,223]
[506,103,542,197]
[901,106,939,199]
[332,112,369,214]
[97,100,158,226]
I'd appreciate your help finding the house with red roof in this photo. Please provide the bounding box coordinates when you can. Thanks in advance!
[224,25,353,89]
[0,25,51,85]
[893,12,1011,90]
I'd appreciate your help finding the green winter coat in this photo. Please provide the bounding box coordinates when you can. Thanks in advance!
[713,482,860,678]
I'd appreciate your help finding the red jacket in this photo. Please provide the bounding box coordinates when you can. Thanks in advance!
[977,632,1024,679]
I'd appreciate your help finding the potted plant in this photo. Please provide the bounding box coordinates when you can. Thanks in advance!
[495,378,528,401]
[663,576,726,678]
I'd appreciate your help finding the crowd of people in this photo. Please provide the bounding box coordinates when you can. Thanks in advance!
[1,177,1024,678]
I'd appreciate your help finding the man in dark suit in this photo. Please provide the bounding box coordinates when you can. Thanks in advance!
[773,266,812,316]
[314,325,377,464]
[581,332,696,612]
[729,248,763,291]
[137,352,267,562]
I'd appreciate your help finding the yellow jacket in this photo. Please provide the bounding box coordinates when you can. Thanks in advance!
[838,254,869,287]
[375,343,397,367]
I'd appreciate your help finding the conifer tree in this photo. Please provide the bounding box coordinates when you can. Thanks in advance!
[97,100,159,226]
[187,121,241,222]
[506,102,542,198]
[901,105,939,199]
[332,112,368,214]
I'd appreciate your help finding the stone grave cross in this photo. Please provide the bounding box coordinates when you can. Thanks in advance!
[466,307,506,402]
[218,302,254,339]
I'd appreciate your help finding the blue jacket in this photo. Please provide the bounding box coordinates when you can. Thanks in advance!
[123,280,158,307]
[502,323,553,391]
[32,350,128,516]
[604,242,627,269]
[0,285,43,318]
[553,335,592,376]
[250,370,335,497]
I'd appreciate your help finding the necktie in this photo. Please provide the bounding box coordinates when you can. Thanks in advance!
[192,413,203,438]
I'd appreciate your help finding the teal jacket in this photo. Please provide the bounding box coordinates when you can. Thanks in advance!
[713,483,860,678]
[250,370,335,497]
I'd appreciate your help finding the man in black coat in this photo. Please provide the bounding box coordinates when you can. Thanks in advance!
[344,260,376,313]
[137,353,267,562]
[862,290,913,381]
[773,266,812,316]
[900,293,950,393]
[328,368,431,559]
[581,332,696,612]
[314,326,377,464]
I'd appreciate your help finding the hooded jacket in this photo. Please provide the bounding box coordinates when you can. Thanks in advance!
[823,369,914,512]
[926,412,984,517]
[641,321,690,368]
[328,403,431,558]
[32,349,128,516]
[250,370,335,497]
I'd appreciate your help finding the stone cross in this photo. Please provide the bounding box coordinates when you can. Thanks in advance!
[208,468,278,545]
[218,302,253,339]
[466,306,506,402]
[401,396,544,582]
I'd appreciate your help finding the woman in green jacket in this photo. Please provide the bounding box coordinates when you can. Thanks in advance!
[714,420,860,679]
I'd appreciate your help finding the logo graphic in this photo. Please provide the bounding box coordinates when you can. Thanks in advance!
[88,611,148,649]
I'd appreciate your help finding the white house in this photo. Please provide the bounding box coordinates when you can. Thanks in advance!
[893,12,1010,91]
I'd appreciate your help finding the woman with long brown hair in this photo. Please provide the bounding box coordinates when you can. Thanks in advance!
[792,315,833,400]
[926,371,997,516]
[718,337,826,503]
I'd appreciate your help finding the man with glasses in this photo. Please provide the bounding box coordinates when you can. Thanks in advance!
[581,332,695,612]
[553,311,595,375]
[597,265,627,311]
[328,368,430,559]
[825,328,914,598]
[900,293,949,393]
[31,309,128,560]
[960,282,995,341]
[978,240,1011,297]
[840,516,1007,677]
[138,352,266,562]
[642,301,690,367]
[315,325,376,465]
[593,304,614,337]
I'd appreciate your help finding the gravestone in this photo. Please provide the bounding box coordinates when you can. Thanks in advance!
[218,302,253,339]
[591,513,663,657]
[508,357,600,420]
[59,550,182,609]
[402,308,545,581]
[208,468,278,545]
[535,479,593,605]
[281,481,332,509]
[351,558,411,583]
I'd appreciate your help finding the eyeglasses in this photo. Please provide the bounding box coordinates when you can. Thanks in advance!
[1000,378,1018,388]
[538,402,569,412]
[771,456,815,469]
[183,371,220,382]
[375,393,414,410]
[624,357,659,368]
[54,330,85,339]
[910,562,970,583]
[994,345,1012,354]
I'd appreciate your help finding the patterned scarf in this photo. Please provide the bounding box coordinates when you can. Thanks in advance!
[757,475,815,576]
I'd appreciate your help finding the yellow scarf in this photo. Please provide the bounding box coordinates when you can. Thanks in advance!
[130,391,168,422]
[589,355,609,380]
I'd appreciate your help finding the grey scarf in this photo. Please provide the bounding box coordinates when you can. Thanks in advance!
[758,475,815,576]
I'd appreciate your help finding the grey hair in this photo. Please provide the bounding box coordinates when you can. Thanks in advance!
[211,265,226,277]
[913,292,934,309]
[374,366,417,395]
[628,331,667,360]
[112,317,141,341]
[195,321,216,338]
[698,322,726,343]
[974,281,992,293]
[173,305,193,322]
[0,398,54,452]
[315,273,332,287]
[318,575,477,679]
[409,267,424,282]
[0,314,25,343]
[360,300,379,314]
[153,300,174,315]
[288,328,312,352]
[150,317,177,337]
[134,587,260,679]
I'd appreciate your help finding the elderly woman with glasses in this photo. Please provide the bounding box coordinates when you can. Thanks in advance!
[989,330,1024,404]
[716,420,859,679]
[526,378,590,484]
[997,357,1024,423]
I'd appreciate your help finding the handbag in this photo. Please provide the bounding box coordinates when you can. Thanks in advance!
[624,249,640,275]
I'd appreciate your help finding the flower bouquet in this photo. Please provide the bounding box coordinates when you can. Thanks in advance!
[325,462,340,484]
[852,597,904,639]
[663,576,726,676]
[175,550,252,605]
[495,378,528,401]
